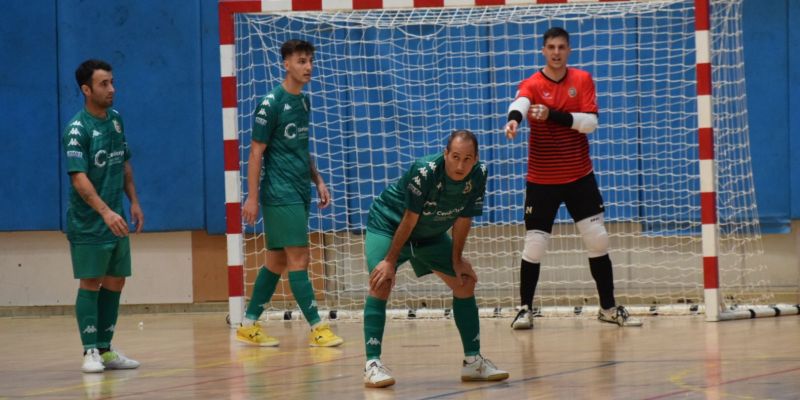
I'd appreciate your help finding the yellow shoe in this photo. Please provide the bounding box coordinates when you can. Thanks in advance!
[236,323,279,347]
[309,322,344,347]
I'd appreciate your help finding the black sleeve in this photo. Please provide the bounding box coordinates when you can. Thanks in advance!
[546,109,573,127]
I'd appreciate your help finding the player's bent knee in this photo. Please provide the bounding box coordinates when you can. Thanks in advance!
[576,214,609,257]
[370,285,392,300]
[522,230,550,263]
[453,278,476,297]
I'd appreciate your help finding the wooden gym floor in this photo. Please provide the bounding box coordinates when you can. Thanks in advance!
[1,313,799,399]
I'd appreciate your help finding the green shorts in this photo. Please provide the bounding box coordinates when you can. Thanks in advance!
[70,237,131,279]
[263,203,309,250]
[364,229,455,278]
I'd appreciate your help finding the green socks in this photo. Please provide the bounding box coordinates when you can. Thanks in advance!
[363,296,387,360]
[453,296,480,357]
[96,287,121,349]
[288,270,321,326]
[244,267,281,321]
[76,289,99,350]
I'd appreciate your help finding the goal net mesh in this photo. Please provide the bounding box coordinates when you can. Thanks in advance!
[233,0,770,319]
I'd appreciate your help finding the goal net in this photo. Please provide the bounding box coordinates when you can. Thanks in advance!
[230,0,772,320]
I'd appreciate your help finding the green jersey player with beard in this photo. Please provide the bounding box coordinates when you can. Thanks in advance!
[361,130,509,388]
[64,59,143,373]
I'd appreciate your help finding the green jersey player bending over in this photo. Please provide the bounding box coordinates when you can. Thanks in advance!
[362,130,509,388]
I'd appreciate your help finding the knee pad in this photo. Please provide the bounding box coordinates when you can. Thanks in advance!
[522,230,550,263]
[576,214,609,258]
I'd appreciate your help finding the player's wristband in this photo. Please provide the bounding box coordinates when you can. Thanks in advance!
[547,109,573,127]
[508,110,523,124]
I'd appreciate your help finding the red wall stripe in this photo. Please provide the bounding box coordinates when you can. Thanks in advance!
[698,127,713,160]
[696,63,711,96]
[694,0,710,31]
[226,202,242,234]
[228,265,245,296]
[354,0,383,9]
[703,257,719,289]
[294,0,322,10]
[224,139,240,172]
[701,192,717,224]
[415,0,444,7]
[218,0,261,45]
[476,0,506,5]
[221,76,238,108]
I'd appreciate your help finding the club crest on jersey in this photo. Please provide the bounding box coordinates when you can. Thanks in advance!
[113,119,122,133]
[463,180,472,194]
[569,87,577,97]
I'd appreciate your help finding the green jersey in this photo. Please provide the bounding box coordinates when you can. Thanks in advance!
[252,85,312,206]
[367,153,488,241]
[63,108,131,244]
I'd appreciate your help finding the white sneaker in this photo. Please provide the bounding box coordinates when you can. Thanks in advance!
[101,348,140,369]
[82,348,105,373]
[511,306,533,330]
[364,359,395,388]
[598,305,643,327]
[461,355,509,382]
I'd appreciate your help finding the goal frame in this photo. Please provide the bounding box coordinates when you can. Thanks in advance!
[217,0,772,326]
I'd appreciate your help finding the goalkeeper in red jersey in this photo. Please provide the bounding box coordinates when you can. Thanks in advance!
[504,27,642,329]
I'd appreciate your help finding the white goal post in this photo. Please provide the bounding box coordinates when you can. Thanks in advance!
[218,0,793,326]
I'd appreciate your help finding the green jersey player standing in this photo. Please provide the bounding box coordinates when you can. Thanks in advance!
[63,59,143,373]
[236,39,343,348]
[361,130,509,388]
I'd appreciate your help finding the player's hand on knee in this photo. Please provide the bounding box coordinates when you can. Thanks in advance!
[369,260,396,292]
[454,259,478,287]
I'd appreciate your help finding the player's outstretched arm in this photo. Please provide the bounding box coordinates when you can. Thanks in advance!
[505,96,530,140]
[123,161,144,233]
[70,172,128,237]
[243,140,267,225]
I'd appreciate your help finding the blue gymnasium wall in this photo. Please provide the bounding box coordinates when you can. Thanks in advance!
[0,0,796,234]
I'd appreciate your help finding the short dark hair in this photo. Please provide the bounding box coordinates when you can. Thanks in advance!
[280,39,315,60]
[543,27,570,47]
[75,59,112,88]
[447,129,479,155]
